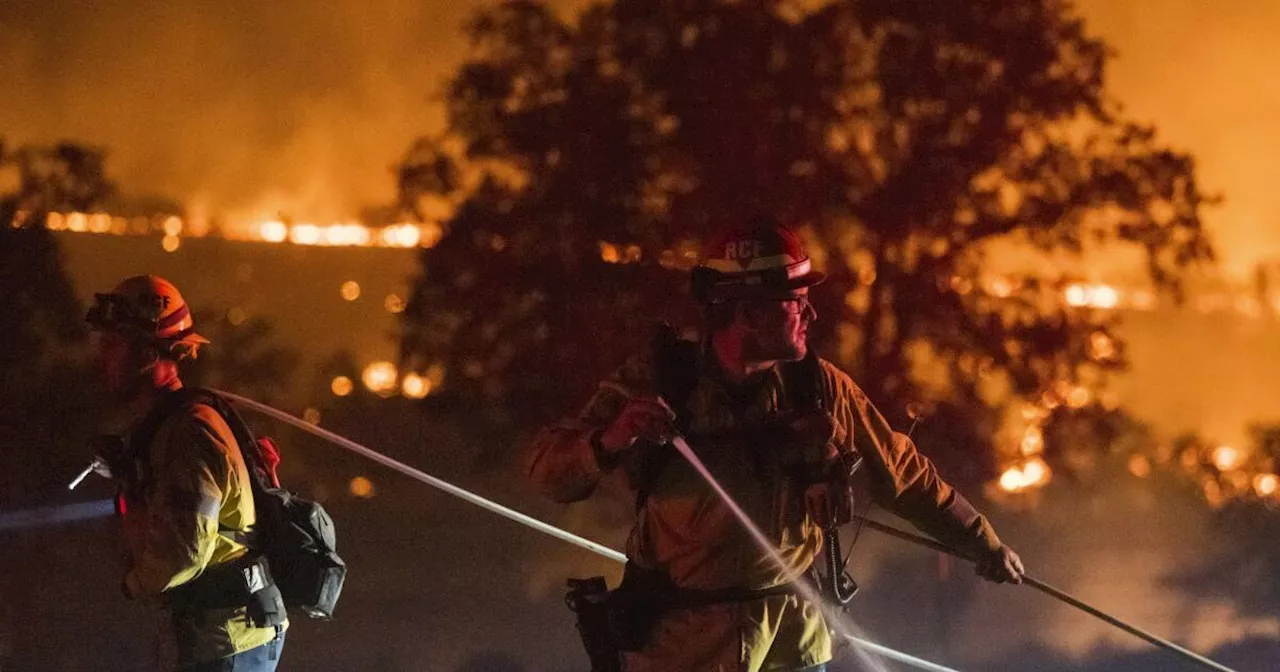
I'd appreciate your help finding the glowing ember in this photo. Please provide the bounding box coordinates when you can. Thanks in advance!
[599,242,620,263]
[1254,474,1278,497]
[1066,386,1092,409]
[1128,454,1152,478]
[1212,445,1244,472]
[1089,332,1116,360]
[401,373,431,399]
[384,293,406,314]
[340,280,362,302]
[1020,426,1045,455]
[1064,283,1121,309]
[330,376,354,397]
[45,210,452,250]
[290,223,322,245]
[362,361,399,396]
[260,220,288,242]
[999,467,1026,493]
[349,476,376,499]
[1092,285,1119,309]
[1022,457,1050,485]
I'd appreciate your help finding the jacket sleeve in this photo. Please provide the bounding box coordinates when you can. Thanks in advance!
[525,352,656,503]
[123,410,230,598]
[824,362,1002,557]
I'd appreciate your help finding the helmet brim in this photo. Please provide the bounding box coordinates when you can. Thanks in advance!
[169,331,210,346]
[699,269,826,302]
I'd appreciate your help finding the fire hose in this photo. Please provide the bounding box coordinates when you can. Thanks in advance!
[64,390,1235,672]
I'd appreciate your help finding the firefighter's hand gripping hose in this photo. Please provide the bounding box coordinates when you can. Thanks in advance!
[214,390,962,672]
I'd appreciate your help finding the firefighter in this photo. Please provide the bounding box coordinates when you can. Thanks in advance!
[528,220,1024,672]
[87,275,287,671]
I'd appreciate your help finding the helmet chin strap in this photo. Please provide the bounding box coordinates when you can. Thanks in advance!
[122,346,176,403]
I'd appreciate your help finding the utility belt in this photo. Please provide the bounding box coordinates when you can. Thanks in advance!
[565,563,809,672]
[166,552,287,629]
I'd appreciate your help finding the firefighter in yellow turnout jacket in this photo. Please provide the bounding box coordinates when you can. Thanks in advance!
[528,222,1025,672]
[89,276,287,671]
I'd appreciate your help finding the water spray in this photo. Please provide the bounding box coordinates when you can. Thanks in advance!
[0,499,116,532]
[668,435,941,672]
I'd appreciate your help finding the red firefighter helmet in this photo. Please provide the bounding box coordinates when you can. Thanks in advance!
[86,275,209,359]
[691,217,826,302]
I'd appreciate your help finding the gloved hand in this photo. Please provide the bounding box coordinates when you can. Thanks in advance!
[88,435,127,480]
[787,410,839,462]
[598,396,677,455]
[975,545,1025,584]
[804,478,854,529]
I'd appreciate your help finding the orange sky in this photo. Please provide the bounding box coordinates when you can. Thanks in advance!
[2,0,1277,275]
[1076,0,1280,277]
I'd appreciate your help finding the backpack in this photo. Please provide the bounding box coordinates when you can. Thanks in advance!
[135,388,347,619]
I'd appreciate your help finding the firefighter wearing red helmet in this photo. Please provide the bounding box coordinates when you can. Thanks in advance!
[529,219,1024,671]
[88,276,287,671]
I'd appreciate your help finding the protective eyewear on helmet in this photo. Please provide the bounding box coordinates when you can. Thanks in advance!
[85,293,151,330]
[777,295,815,315]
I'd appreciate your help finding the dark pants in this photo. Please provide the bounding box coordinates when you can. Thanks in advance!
[178,632,285,672]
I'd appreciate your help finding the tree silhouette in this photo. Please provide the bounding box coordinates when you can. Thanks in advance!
[0,140,112,422]
[399,0,1212,479]
[0,139,114,670]
[0,139,113,489]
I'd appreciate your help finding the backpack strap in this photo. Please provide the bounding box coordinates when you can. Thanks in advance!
[778,349,824,416]
[121,387,206,500]
[124,387,266,545]
[632,323,700,512]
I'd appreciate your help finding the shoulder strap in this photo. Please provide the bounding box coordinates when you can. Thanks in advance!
[126,387,205,478]
[126,387,267,543]
[181,388,281,547]
[633,323,699,512]
[183,388,274,494]
[652,322,700,434]
[779,349,824,415]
